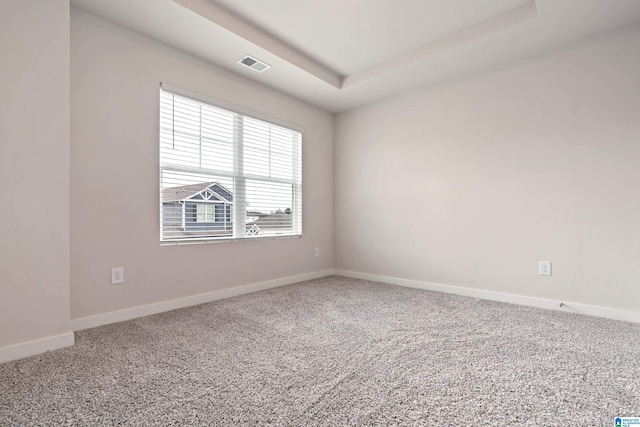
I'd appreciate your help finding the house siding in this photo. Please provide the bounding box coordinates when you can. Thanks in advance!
[183,202,229,231]
[162,202,182,228]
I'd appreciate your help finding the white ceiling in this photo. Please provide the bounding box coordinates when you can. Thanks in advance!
[213,0,534,75]
[71,0,640,113]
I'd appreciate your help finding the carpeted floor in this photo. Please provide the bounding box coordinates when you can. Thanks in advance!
[1,275,639,426]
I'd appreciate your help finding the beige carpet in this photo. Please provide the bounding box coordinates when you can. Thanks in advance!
[1,276,639,425]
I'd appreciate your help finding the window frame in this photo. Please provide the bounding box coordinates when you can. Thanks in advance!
[159,83,303,245]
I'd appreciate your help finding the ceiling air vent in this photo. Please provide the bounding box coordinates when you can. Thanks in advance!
[238,55,271,73]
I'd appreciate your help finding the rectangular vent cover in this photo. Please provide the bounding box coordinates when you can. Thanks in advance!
[238,55,271,73]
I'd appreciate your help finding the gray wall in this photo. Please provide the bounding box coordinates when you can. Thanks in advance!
[0,0,72,353]
[335,26,640,313]
[70,9,334,321]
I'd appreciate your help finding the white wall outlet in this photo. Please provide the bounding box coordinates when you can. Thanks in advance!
[539,261,552,276]
[111,267,124,284]
[314,247,320,257]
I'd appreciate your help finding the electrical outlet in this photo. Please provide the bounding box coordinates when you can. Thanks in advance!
[314,247,320,257]
[111,267,124,284]
[539,261,552,276]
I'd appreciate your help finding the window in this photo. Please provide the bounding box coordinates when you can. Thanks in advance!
[159,86,302,243]
[196,205,216,223]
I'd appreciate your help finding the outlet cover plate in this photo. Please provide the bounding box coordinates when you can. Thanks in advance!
[539,261,552,276]
[111,267,124,284]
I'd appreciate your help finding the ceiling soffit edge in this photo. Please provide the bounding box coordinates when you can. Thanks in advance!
[172,0,343,88]
[173,0,538,91]
[342,0,538,88]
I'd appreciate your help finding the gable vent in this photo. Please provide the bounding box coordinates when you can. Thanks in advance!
[238,55,271,73]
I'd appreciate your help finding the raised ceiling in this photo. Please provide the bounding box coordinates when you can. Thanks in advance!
[71,0,640,112]
[213,0,534,76]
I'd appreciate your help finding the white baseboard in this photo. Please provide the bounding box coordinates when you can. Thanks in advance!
[335,269,640,324]
[0,332,75,365]
[71,269,335,331]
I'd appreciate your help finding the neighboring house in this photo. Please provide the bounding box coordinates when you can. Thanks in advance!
[246,212,292,233]
[162,182,233,234]
[246,211,262,223]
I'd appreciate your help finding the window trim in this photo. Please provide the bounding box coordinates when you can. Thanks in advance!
[159,83,303,245]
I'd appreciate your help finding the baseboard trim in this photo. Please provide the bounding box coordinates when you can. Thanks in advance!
[71,269,335,331]
[0,332,75,365]
[335,269,640,324]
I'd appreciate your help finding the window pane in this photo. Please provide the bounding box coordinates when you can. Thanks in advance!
[245,180,294,236]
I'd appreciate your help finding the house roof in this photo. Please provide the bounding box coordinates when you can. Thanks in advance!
[162,182,233,203]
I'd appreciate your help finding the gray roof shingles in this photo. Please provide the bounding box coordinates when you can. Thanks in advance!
[162,182,220,203]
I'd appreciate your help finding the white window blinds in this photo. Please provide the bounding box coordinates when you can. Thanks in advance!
[159,87,302,243]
